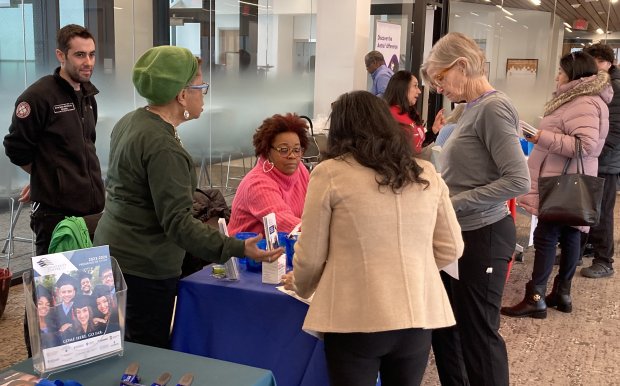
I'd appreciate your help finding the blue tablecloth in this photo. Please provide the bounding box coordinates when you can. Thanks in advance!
[171,268,329,386]
[7,342,276,386]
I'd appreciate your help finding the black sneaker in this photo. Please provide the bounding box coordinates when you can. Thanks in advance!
[580,262,614,278]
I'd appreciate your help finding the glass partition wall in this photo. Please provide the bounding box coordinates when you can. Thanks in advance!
[444,0,620,126]
[0,0,316,185]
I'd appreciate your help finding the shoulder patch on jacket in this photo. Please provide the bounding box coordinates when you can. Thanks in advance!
[15,101,31,119]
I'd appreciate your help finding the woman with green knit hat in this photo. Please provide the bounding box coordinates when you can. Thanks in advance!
[93,46,282,348]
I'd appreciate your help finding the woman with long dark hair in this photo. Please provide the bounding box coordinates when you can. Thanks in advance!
[384,70,445,154]
[282,91,463,386]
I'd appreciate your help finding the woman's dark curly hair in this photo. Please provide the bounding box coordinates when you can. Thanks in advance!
[253,113,310,158]
[326,91,429,192]
[560,51,597,82]
[383,70,423,126]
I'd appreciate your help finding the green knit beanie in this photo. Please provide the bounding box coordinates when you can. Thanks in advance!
[132,46,199,105]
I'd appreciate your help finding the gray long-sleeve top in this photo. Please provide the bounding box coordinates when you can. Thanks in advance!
[439,91,530,231]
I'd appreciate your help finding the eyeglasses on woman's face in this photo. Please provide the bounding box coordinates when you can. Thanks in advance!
[186,82,209,95]
[432,64,456,89]
[271,146,304,158]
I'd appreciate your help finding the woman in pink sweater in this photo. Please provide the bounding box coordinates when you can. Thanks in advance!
[228,113,310,235]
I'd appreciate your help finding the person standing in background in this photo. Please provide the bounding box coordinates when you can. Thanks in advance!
[579,43,620,279]
[501,52,609,317]
[3,24,105,256]
[365,50,394,97]
[3,24,105,358]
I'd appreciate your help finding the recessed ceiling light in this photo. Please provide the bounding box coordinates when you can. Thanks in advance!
[596,28,604,34]
[563,22,572,28]
[571,3,581,8]
[565,27,573,32]
[530,0,541,5]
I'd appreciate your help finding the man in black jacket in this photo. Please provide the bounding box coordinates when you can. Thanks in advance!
[3,24,105,256]
[581,43,620,278]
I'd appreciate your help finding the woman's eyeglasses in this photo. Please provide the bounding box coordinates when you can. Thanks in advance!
[271,146,304,157]
[186,82,210,95]
[432,65,455,88]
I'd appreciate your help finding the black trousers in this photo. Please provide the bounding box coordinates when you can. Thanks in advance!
[532,220,581,285]
[585,172,618,267]
[123,273,179,349]
[434,215,514,386]
[323,328,431,386]
[432,272,470,386]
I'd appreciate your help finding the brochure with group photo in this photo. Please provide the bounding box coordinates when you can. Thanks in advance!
[30,245,122,369]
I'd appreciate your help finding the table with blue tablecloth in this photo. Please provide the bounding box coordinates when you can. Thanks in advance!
[5,341,276,386]
[171,267,329,386]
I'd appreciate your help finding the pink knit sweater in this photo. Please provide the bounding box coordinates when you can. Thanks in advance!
[228,157,309,236]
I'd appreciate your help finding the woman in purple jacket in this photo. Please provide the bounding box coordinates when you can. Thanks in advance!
[502,51,611,319]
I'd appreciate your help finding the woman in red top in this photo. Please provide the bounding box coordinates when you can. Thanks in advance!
[384,70,445,154]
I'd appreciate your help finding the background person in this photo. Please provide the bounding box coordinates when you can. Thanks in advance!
[364,50,394,97]
[579,43,620,279]
[282,91,464,386]
[383,70,445,155]
[3,25,105,357]
[228,113,310,235]
[3,24,104,256]
[502,52,610,318]
[420,32,530,386]
[93,46,281,349]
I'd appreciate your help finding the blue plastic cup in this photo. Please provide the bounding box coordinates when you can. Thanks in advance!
[285,235,297,268]
[234,232,258,268]
[246,239,266,273]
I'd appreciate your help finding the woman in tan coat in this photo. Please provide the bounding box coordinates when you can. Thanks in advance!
[282,91,463,386]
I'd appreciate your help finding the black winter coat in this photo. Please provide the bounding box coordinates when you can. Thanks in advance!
[599,65,620,174]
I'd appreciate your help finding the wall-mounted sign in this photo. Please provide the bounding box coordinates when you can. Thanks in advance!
[375,22,401,72]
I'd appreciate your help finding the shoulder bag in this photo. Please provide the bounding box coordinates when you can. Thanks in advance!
[537,138,605,226]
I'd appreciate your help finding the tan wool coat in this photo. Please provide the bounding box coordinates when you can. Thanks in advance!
[293,155,464,334]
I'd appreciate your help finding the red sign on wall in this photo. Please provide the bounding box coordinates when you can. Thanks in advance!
[573,19,589,30]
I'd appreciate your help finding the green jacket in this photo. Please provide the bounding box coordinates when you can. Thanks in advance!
[93,108,244,279]
[49,216,93,253]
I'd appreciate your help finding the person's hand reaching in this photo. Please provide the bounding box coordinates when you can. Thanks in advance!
[243,234,284,263]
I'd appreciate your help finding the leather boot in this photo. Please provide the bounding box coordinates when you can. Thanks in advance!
[501,282,547,319]
[545,276,572,313]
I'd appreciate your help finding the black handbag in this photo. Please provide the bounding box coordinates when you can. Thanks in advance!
[537,139,605,226]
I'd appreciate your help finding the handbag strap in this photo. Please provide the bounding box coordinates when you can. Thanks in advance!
[560,138,585,175]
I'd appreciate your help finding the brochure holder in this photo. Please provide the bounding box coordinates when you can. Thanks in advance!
[23,256,127,378]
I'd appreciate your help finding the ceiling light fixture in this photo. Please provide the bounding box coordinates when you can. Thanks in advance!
[596,28,604,34]
[471,12,480,16]
[565,27,573,32]
[563,22,571,28]
[530,0,541,5]
[571,3,581,8]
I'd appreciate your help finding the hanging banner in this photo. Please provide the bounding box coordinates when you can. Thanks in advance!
[375,22,401,72]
